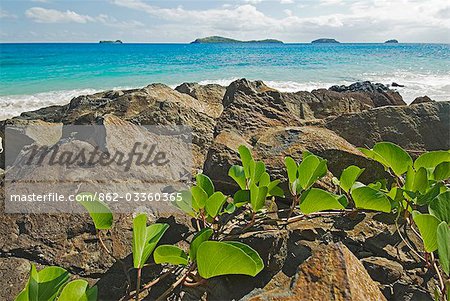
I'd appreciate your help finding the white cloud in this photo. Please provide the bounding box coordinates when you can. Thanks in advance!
[25,7,94,23]
[96,14,144,29]
[151,0,444,42]
[0,9,17,19]
[283,9,293,16]
[243,0,263,4]
[280,0,294,4]
[16,0,450,42]
[24,7,143,29]
[319,0,343,6]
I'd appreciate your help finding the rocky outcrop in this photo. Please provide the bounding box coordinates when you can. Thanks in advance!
[329,81,406,107]
[0,119,62,168]
[175,83,226,118]
[326,101,450,151]
[16,84,218,170]
[0,79,446,301]
[203,126,388,195]
[411,95,434,105]
[247,243,387,301]
[311,38,340,43]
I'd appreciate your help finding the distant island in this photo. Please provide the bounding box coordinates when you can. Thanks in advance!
[191,36,283,44]
[99,40,123,44]
[311,38,340,44]
[384,39,399,43]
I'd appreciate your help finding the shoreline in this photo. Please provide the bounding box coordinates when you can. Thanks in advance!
[1,78,448,121]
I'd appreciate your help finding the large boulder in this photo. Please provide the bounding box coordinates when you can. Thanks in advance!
[175,82,226,118]
[216,79,303,140]
[411,95,434,105]
[326,101,450,151]
[329,81,406,107]
[11,84,218,170]
[0,119,62,169]
[203,126,388,195]
[246,243,387,301]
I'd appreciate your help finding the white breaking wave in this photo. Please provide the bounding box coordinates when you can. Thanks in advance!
[0,89,100,120]
[200,74,450,103]
[1,75,449,120]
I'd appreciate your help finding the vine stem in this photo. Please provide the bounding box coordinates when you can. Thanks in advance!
[287,195,299,220]
[155,265,195,301]
[135,268,142,301]
[430,252,446,298]
[127,267,176,300]
[97,231,132,295]
[394,220,426,262]
[283,209,354,225]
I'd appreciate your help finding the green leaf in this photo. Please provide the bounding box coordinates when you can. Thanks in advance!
[339,166,364,193]
[191,186,208,210]
[197,241,264,279]
[58,279,97,301]
[174,190,196,217]
[132,214,169,268]
[437,222,450,276]
[299,188,346,214]
[77,192,113,230]
[196,174,214,197]
[228,165,247,190]
[371,142,413,176]
[414,151,450,171]
[205,192,227,218]
[268,180,284,197]
[15,264,70,301]
[429,191,450,223]
[224,203,236,214]
[253,161,266,184]
[189,228,213,262]
[297,155,327,190]
[284,157,298,184]
[405,166,428,194]
[250,184,268,212]
[233,190,250,207]
[154,245,189,266]
[259,172,270,187]
[412,211,440,252]
[238,145,253,179]
[434,161,450,181]
[351,186,391,213]
[416,182,443,206]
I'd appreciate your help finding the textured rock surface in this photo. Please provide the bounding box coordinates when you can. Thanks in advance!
[329,81,406,107]
[326,101,450,151]
[0,257,31,301]
[16,84,217,170]
[411,95,434,105]
[247,243,387,301]
[0,79,446,301]
[175,82,226,118]
[204,126,389,194]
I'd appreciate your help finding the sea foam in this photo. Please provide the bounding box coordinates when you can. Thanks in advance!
[1,76,449,121]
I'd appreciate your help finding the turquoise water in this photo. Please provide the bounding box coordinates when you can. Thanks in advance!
[0,43,449,119]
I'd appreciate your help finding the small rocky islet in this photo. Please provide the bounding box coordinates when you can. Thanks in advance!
[0,79,448,301]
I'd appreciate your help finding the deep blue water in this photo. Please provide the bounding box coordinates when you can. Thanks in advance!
[0,43,449,119]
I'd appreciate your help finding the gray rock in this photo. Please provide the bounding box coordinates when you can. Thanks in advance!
[326,101,450,151]
[411,95,434,105]
[329,81,406,107]
[361,257,403,284]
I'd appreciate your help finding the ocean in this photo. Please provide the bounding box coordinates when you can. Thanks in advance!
[0,43,449,120]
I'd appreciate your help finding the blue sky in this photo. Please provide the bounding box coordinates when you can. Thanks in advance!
[0,0,449,43]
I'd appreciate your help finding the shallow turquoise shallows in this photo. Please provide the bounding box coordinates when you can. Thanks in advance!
[0,43,449,119]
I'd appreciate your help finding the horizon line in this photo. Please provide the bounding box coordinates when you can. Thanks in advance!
[1,41,449,44]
